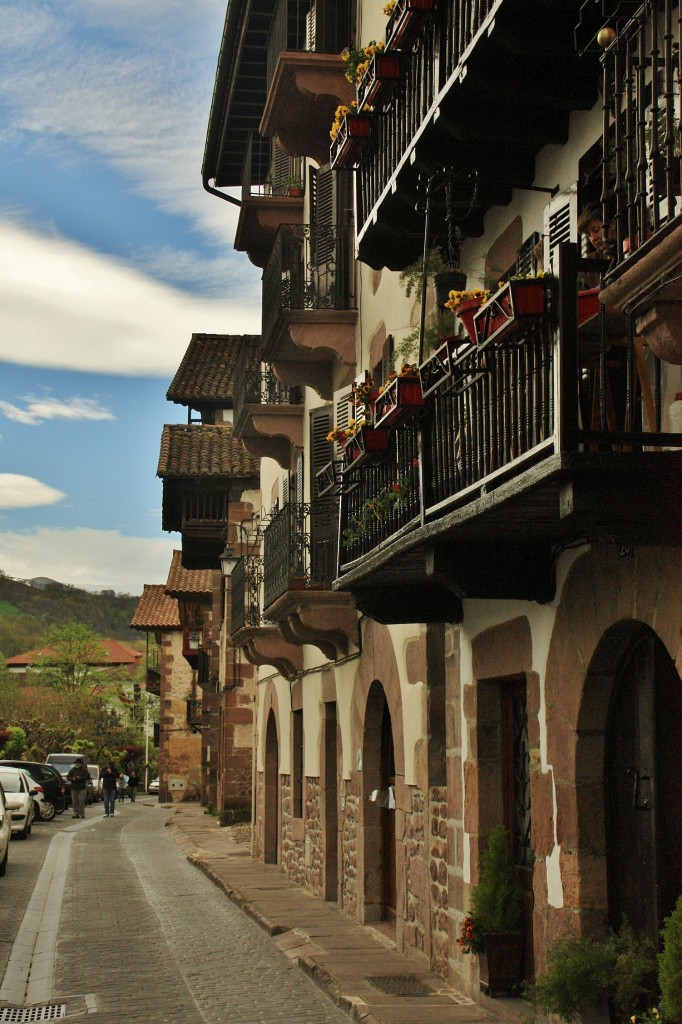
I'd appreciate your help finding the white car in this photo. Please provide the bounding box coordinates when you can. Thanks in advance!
[0,767,37,839]
[0,783,10,875]
[148,778,159,794]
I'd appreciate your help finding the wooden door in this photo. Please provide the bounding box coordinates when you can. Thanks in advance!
[606,630,682,942]
[380,699,396,921]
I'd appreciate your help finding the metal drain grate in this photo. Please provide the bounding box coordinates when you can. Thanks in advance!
[366,975,432,997]
[0,1006,66,1022]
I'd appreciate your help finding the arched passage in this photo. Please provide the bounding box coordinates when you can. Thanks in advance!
[362,680,397,925]
[264,708,279,865]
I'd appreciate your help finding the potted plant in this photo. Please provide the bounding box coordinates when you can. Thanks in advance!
[445,287,491,344]
[374,363,423,428]
[399,247,467,304]
[356,49,401,112]
[457,825,523,996]
[330,102,372,169]
[473,273,553,346]
[384,0,435,52]
[283,175,304,198]
[342,475,411,548]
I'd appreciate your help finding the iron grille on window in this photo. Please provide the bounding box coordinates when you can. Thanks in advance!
[186,698,203,728]
[512,690,533,868]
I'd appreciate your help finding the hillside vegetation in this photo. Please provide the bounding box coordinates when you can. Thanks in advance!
[0,573,141,657]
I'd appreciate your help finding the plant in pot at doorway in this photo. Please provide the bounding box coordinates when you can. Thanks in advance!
[457,825,524,997]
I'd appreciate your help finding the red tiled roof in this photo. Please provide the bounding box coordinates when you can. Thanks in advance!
[165,550,218,598]
[157,423,259,478]
[130,584,182,631]
[6,638,142,667]
[167,334,259,406]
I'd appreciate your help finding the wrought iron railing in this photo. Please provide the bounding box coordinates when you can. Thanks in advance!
[230,554,265,635]
[186,698,203,728]
[263,501,338,607]
[262,223,355,350]
[338,243,682,569]
[233,338,303,433]
[356,0,495,233]
[182,491,228,526]
[599,0,681,270]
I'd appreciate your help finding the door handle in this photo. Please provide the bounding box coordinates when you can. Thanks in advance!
[626,768,651,811]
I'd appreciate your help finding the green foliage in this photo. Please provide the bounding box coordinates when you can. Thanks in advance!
[342,476,411,547]
[659,896,682,1021]
[526,924,658,1022]
[396,312,457,363]
[38,622,109,692]
[399,248,456,299]
[0,600,20,615]
[0,725,26,759]
[471,825,522,937]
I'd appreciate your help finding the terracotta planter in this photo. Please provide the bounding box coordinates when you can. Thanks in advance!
[357,52,401,112]
[455,296,487,344]
[330,112,372,169]
[578,286,601,325]
[474,279,550,345]
[386,0,435,51]
[478,932,524,997]
[374,375,424,428]
[342,425,389,471]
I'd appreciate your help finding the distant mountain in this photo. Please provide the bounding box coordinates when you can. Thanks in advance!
[0,573,141,657]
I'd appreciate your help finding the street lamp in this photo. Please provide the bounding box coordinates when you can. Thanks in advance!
[219,541,239,578]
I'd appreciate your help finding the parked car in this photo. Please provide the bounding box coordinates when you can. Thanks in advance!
[27,779,54,821]
[45,753,93,804]
[148,778,159,794]
[0,767,36,839]
[0,760,67,814]
[0,783,10,875]
[87,765,102,802]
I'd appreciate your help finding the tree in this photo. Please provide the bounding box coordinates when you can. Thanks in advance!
[37,622,110,692]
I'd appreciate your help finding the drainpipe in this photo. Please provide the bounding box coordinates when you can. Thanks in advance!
[202,175,242,208]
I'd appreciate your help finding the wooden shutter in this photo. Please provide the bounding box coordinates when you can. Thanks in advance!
[311,406,333,498]
[544,185,577,273]
[516,233,540,276]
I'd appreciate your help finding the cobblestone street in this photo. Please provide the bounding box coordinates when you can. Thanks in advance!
[1,803,351,1024]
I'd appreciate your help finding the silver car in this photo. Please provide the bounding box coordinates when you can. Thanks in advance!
[0,767,36,839]
[0,783,10,875]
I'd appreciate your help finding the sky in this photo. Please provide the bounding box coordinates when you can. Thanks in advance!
[0,0,261,595]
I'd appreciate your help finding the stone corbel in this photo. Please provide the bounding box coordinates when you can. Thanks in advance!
[267,591,360,660]
[236,625,303,680]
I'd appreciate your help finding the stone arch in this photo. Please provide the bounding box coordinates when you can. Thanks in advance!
[543,545,682,953]
[264,706,280,864]
[351,619,405,926]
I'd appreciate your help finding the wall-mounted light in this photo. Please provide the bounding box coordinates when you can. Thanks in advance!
[219,542,239,578]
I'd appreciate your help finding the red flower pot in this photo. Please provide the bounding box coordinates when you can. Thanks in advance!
[342,425,389,471]
[373,375,424,428]
[455,296,486,344]
[386,0,435,51]
[357,52,401,112]
[474,280,550,346]
[330,112,372,169]
[578,287,601,325]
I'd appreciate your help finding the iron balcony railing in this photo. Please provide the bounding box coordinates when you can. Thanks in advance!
[263,501,338,608]
[262,223,355,352]
[266,0,352,88]
[599,0,681,272]
[230,554,265,635]
[356,0,495,234]
[233,338,303,433]
[339,243,682,567]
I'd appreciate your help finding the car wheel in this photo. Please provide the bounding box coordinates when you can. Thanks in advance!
[38,800,56,822]
[0,845,7,876]
[17,821,30,840]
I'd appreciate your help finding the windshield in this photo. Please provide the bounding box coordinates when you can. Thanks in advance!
[48,756,78,774]
[0,771,24,793]
[88,767,99,781]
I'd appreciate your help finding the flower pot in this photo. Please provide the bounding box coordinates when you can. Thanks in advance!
[419,336,468,397]
[342,425,389,471]
[473,279,550,346]
[578,286,601,325]
[478,932,524,997]
[374,375,424,428]
[330,112,372,169]
[386,0,435,51]
[455,296,486,344]
[357,52,401,112]
[285,186,303,198]
[435,270,467,308]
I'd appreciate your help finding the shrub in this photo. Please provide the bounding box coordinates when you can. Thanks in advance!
[659,896,682,1022]
[471,825,522,937]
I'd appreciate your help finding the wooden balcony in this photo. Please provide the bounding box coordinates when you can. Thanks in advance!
[263,501,359,659]
[351,0,598,269]
[334,245,682,622]
[232,337,304,468]
[261,223,357,399]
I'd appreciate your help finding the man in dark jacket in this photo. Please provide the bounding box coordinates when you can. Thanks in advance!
[101,763,118,817]
[67,756,91,819]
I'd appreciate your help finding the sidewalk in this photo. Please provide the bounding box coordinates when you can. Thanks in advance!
[165,803,517,1024]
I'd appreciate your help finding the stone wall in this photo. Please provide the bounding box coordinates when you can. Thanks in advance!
[404,787,428,955]
[158,631,201,803]
[341,787,359,916]
[304,779,323,894]
[429,787,451,977]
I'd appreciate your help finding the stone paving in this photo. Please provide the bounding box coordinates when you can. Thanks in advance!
[165,804,510,1024]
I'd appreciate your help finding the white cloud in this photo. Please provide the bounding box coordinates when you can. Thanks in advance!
[0,395,115,426]
[0,218,260,375]
[0,526,178,594]
[0,475,66,509]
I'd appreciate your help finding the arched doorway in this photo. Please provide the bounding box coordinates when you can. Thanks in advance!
[605,626,682,943]
[363,681,396,925]
[264,709,279,864]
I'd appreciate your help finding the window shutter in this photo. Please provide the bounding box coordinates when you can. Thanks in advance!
[516,233,540,276]
[310,406,333,498]
[544,185,577,273]
[295,451,304,505]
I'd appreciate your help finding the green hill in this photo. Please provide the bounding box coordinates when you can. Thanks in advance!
[0,573,141,657]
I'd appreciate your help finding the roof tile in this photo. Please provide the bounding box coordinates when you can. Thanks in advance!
[167,334,259,406]
[157,423,259,478]
[165,550,218,598]
[130,584,182,630]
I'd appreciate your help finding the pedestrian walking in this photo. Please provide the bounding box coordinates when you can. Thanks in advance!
[116,771,128,803]
[101,763,118,817]
[128,769,140,803]
[66,756,90,819]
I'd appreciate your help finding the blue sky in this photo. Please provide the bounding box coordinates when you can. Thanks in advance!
[0,0,261,593]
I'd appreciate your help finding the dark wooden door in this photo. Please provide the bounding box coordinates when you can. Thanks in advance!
[606,630,682,943]
[380,699,396,921]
